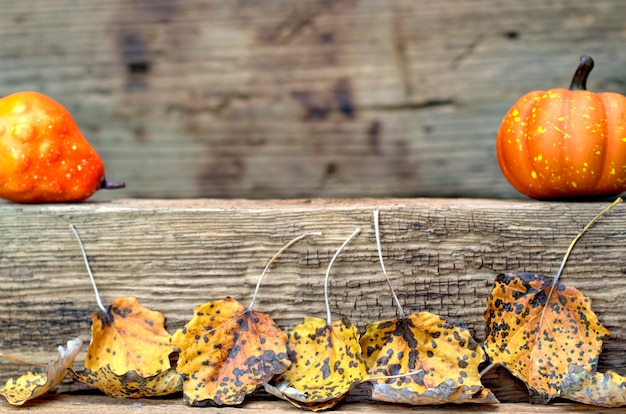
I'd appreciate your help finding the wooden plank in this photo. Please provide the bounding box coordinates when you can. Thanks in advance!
[5,394,626,414]
[1,1,626,199]
[1,198,625,406]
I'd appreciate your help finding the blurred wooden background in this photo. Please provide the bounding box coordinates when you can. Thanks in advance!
[0,0,625,199]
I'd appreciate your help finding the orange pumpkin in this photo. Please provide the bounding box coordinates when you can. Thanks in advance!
[496,55,626,200]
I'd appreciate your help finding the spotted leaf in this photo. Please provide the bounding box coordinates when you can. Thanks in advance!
[560,365,626,407]
[70,365,182,398]
[171,297,290,406]
[0,338,82,405]
[87,296,174,377]
[266,316,369,411]
[360,312,497,405]
[484,272,609,403]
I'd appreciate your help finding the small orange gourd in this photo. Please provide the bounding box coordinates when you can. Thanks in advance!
[0,91,124,203]
[496,55,626,200]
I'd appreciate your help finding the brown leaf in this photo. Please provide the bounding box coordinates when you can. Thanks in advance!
[560,365,626,407]
[360,312,497,405]
[171,297,290,405]
[484,272,609,403]
[0,338,82,405]
[266,316,368,411]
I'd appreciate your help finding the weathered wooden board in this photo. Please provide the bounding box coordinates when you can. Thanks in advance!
[1,198,625,407]
[1,1,626,199]
[5,394,626,414]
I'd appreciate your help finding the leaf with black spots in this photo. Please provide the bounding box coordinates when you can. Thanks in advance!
[171,297,290,405]
[70,226,177,387]
[171,232,319,406]
[360,313,497,405]
[484,273,608,402]
[483,200,620,403]
[70,365,182,398]
[266,316,368,411]
[560,365,626,407]
[266,228,367,411]
[85,296,175,378]
[362,211,496,405]
[0,338,82,405]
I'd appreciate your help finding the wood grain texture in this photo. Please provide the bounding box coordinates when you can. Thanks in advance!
[0,198,625,406]
[5,394,626,414]
[1,1,626,199]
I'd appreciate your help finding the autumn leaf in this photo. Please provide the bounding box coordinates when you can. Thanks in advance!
[267,316,369,411]
[172,297,290,405]
[0,338,82,405]
[484,272,609,402]
[560,365,626,407]
[83,296,174,377]
[267,228,368,411]
[360,211,496,405]
[69,225,179,397]
[70,365,182,398]
[483,200,620,403]
[361,313,497,405]
[171,232,319,406]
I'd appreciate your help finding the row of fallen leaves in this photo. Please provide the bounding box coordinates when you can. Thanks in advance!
[1,202,625,410]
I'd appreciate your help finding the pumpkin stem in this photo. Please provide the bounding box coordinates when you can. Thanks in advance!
[569,55,594,91]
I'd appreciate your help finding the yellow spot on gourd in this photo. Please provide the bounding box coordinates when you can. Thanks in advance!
[514,117,521,122]
[621,137,626,142]
[572,181,577,188]
[557,116,565,121]
[531,171,537,179]
[511,109,519,117]
[611,168,616,175]
[537,126,546,134]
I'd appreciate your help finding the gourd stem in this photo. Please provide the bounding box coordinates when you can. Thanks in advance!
[569,55,594,91]
[100,176,126,190]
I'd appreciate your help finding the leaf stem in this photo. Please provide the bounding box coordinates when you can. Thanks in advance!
[70,225,108,315]
[324,228,361,326]
[0,353,47,368]
[551,197,622,289]
[373,210,406,319]
[248,232,321,310]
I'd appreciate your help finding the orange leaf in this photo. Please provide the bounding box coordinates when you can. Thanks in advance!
[484,272,609,402]
[561,365,626,407]
[85,296,174,377]
[171,297,290,405]
[0,338,82,405]
[360,312,497,405]
[266,316,368,411]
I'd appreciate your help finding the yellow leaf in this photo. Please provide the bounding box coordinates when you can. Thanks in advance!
[0,338,82,405]
[267,317,369,411]
[484,272,609,403]
[360,312,497,405]
[171,297,290,405]
[561,365,626,407]
[86,296,174,378]
[70,366,182,398]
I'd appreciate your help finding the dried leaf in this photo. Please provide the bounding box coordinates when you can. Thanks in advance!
[86,296,174,378]
[267,316,369,411]
[484,272,609,402]
[560,365,626,407]
[171,296,290,406]
[360,312,497,405]
[0,338,82,405]
[70,366,182,398]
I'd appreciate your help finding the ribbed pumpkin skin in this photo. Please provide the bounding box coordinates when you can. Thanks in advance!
[496,59,626,200]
